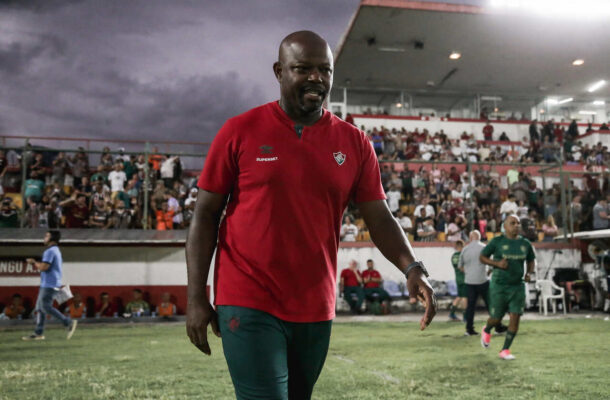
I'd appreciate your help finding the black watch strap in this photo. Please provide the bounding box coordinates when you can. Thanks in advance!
[405,261,429,278]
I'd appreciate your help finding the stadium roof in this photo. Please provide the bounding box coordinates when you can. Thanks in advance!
[333,0,610,110]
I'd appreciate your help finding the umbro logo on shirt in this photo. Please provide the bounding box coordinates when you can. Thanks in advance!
[257,145,278,162]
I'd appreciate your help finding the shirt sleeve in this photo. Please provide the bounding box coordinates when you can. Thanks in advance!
[353,131,386,203]
[481,238,496,258]
[41,248,55,265]
[197,120,239,195]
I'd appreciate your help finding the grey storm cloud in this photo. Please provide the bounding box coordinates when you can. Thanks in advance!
[0,0,359,144]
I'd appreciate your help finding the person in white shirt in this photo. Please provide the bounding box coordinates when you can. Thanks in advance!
[414,197,436,219]
[395,210,413,234]
[499,193,518,219]
[340,216,359,242]
[386,184,402,213]
[107,163,127,200]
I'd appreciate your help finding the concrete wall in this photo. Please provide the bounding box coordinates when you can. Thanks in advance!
[1,243,580,311]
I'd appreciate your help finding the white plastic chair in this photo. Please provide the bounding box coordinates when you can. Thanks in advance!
[535,280,566,316]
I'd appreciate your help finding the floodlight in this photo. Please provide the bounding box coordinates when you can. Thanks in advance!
[593,100,605,106]
[449,52,461,60]
[572,59,584,66]
[578,110,597,115]
[558,98,573,105]
[587,80,606,93]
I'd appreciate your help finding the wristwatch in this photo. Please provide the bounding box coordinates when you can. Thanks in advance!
[404,261,429,278]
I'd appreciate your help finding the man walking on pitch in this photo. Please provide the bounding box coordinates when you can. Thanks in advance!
[186,30,436,399]
[460,230,507,336]
[479,215,535,360]
[22,230,77,341]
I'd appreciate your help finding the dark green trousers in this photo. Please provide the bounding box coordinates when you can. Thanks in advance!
[343,286,364,312]
[217,305,332,400]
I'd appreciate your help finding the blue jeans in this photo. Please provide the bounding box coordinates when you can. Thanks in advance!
[35,287,71,335]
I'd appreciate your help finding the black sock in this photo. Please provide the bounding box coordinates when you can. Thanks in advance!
[449,304,456,314]
[484,324,493,334]
[502,330,516,350]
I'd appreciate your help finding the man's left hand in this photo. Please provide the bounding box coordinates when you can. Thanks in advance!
[524,273,531,282]
[406,268,437,330]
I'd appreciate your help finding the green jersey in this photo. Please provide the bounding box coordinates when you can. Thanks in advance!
[451,251,465,285]
[481,235,535,285]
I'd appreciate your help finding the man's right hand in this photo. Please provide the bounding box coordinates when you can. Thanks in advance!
[497,258,509,270]
[186,301,221,355]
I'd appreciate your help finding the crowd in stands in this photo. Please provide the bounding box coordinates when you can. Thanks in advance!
[0,145,198,230]
[341,161,610,243]
[0,289,178,320]
[364,119,609,165]
[0,119,608,237]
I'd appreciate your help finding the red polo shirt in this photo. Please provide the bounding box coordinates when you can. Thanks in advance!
[362,269,382,288]
[198,101,385,322]
[340,269,362,287]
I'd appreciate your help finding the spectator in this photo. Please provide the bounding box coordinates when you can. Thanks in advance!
[500,194,518,219]
[340,216,358,242]
[0,197,19,228]
[447,214,466,242]
[416,208,437,242]
[25,171,45,203]
[160,155,178,188]
[124,289,150,317]
[109,200,134,229]
[108,162,127,201]
[66,293,87,319]
[155,292,176,318]
[498,132,509,141]
[89,198,111,229]
[24,196,41,228]
[96,292,116,318]
[185,188,198,208]
[70,147,89,189]
[339,260,364,314]
[386,184,401,213]
[60,193,89,228]
[592,195,610,230]
[2,294,25,320]
[483,120,494,141]
[155,202,174,231]
[362,259,391,313]
[395,210,413,235]
[541,215,558,242]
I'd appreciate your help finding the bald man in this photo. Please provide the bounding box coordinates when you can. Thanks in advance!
[480,215,536,360]
[459,230,506,336]
[186,31,436,399]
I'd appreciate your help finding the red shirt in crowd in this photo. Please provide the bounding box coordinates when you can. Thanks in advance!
[340,269,362,287]
[362,269,382,288]
[483,124,494,140]
[198,101,385,322]
[64,204,89,228]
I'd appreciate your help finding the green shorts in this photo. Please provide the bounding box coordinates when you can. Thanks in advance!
[489,282,526,319]
[457,283,467,298]
[217,305,332,400]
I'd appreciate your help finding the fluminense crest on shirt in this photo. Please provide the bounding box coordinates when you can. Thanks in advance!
[333,151,346,166]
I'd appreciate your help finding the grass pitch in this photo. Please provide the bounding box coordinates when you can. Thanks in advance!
[1,317,608,400]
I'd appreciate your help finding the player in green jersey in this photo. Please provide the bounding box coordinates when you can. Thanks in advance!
[479,215,535,360]
[449,240,466,321]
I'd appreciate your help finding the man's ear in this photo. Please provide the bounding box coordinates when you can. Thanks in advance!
[273,62,282,82]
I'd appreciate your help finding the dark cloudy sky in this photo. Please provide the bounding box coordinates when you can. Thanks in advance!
[0,0,360,143]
